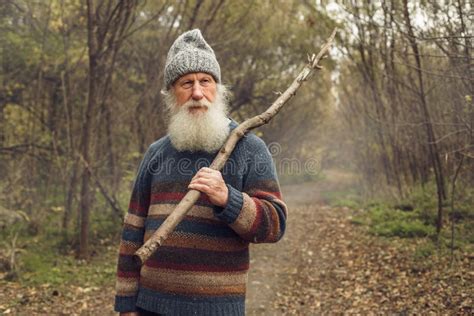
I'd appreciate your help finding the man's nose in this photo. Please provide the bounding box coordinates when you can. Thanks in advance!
[191,82,204,100]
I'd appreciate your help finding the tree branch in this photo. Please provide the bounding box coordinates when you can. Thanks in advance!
[80,155,124,221]
[122,1,169,40]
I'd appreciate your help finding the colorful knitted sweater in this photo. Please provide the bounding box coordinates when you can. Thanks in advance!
[114,120,288,315]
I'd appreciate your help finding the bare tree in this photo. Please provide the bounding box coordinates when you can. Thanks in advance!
[78,0,138,258]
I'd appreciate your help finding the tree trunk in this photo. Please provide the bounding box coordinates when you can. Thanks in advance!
[77,0,138,257]
[402,0,447,234]
[77,0,99,259]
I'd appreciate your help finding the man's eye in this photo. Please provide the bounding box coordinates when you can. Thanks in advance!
[200,79,210,86]
[182,81,193,88]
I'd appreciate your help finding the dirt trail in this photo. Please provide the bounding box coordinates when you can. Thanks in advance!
[246,179,346,315]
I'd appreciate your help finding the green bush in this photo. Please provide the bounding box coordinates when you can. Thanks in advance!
[364,204,435,238]
[330,179,473,259]
[370,218,435,238]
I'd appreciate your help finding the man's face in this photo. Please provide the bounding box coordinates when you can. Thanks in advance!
[172,72,217,114]
[165,75,230,153]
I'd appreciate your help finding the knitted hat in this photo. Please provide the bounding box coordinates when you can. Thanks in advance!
[164,29,221,89]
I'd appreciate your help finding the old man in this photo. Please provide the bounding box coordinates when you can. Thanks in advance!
[115,29,288,316]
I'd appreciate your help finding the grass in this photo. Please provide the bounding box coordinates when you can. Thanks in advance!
[324,181,474,257]
[19,241,116,287]
[0,202,120,288]
[323,190,362,209]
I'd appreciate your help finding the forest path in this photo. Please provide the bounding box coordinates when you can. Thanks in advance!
[246,172,357,315]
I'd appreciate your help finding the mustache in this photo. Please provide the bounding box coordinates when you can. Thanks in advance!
[181,99,212,110]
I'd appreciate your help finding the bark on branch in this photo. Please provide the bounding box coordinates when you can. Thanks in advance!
[80,155,124,221]
[134,28,338,265]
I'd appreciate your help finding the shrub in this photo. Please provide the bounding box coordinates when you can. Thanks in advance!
[365,205,435,238]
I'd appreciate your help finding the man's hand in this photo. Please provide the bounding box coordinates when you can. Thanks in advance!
[188,167,228,207]
[119,312,139,316]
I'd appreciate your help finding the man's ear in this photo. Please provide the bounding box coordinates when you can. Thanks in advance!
[162,85,177,97]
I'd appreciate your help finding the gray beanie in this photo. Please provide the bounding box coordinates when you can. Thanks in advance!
[164,29,221,89]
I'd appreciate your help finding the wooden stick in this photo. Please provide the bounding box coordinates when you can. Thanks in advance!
[134,28,338,265]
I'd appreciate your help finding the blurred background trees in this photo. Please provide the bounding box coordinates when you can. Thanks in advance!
[0,0,471,261]
[333,0,472,233]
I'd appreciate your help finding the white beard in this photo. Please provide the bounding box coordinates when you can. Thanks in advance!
[165,85,231,153]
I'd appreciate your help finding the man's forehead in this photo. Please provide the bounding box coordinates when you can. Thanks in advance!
[177,72,215,82]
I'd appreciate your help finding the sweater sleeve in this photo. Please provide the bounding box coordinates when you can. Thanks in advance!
[114,145,155,312]
[214,136,288,243]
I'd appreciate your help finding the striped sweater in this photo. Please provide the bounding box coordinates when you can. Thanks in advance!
[114,120,288,315]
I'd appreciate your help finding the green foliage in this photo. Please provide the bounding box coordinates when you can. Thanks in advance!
[346,183,474,250]
[330,197,361,209]
[0,179,124,284]
[368,209,435,238]
[349,216,366,226]
[90,192,123,240]
[348,203,435,238]
[1,207,118,286]
[407,183,439,226]
[20,244,116,286]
